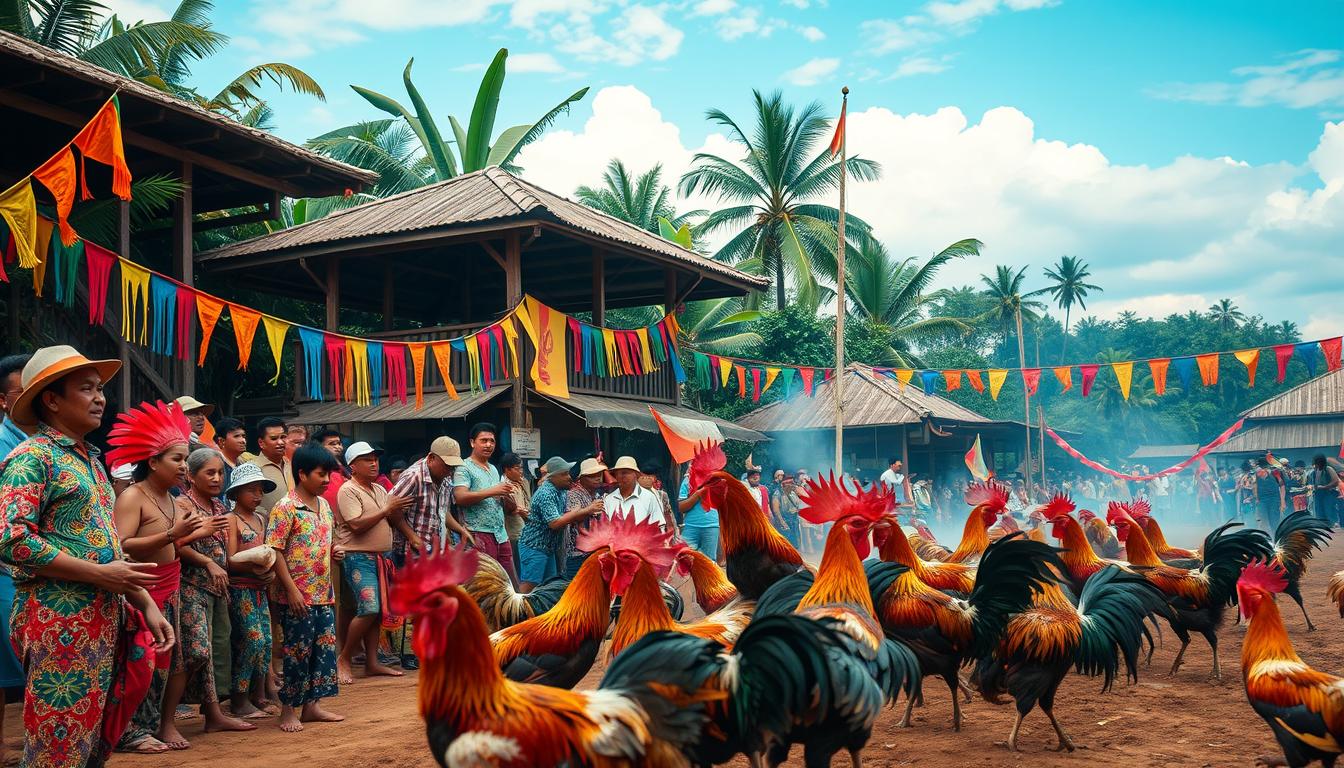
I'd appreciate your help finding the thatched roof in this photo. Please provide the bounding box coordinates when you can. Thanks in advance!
[1240,367,1344,420]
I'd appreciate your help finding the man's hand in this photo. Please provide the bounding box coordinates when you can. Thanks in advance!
[143,602,175,653]
[332,544,346,562]
[491,482,514,499]
[95,561,158,594]
[385,494,413,520]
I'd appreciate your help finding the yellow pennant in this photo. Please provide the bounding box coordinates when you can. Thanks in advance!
[347,339,370,406]
[988,369,1008,400]
[718,357,733,387]
[763,366,781,392]
[895,369,914,390]
[118,259,151,345]
[1112,361,1133,401]
[261,316,290,386]
[0,178,37,269]
[1234,348,1260,387]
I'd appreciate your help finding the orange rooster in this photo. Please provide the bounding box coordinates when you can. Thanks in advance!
[1266,511,1333,632]
[1107,503,1271,679]
[1126,499,1201,566]
[1077,508,1122,558]
[1047,505,1125,594]
[922,480,1009,564]
[672,547,738,614]
[392,541,725,768]
[601,516,752,660]
[1239,559,1344,768]
[877,515,975,594]
[1328,571,1344,617]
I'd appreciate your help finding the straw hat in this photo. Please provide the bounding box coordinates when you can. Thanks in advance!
[174,395,214,417]
[9,345,120,426]
[577,457,608,477]
[610,456,640,473]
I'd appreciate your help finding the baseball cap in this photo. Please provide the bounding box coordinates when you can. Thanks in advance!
[543,456,576,475]
[430,436,465,467]
[344,441,383,465]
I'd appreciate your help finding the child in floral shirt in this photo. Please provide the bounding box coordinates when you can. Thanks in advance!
[266,443,344,733]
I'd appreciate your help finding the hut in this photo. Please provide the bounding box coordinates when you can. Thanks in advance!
[1210,367,1344,463]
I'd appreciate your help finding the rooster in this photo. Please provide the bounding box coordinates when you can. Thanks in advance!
[872,529,1061,730]
[690,445,806,600]
[1125,499,1201,567]
[673,547,739,614]
[1328,571,1344,617]
[1238,559,1344,768]
[877,514,975,594]
[392,541,725,768]
[1078,508,1123,558]
[603,517,752,659]
[1107,503,1271,679]
[1047,505,1126,594]
[921,481,1009,564]
[1267,511,1333,631]
[466,553,571,631]
[908,521,953,562]
[751,475,922,767]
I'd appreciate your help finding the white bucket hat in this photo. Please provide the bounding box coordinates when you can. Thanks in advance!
[225,462,277,499]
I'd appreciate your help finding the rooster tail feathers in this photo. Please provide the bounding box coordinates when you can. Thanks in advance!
[874,636,923,702]
[1272,511,1333,581]
[1201,523,1274,606]
[598,631,727,752]
[967,534,1066,659]
[753,570,815,618]
[462,553,528,631]
[863,559,909,606]
[1073,565,1171,691]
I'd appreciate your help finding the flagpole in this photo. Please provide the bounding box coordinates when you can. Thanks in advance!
[833,86,848,479]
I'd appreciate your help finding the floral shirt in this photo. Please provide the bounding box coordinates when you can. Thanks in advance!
[0,424,122,582]
[453,459,506,541]
[265,491,334,606]
[519,480,566,553]
[179,491,229,596]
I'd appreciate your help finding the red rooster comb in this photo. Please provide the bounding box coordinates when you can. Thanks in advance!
[1040,493,1076,521]
[797,473,894,525]
[687,442,727,491]
[964,480,1009,513]
[576,512,679,571]
[105,400,192,469]
[1105,501,1133,524]
[1077,508,1097,523]
[389,538,480,614]
[1238,558,1288,595]
[1127,498,1152,519]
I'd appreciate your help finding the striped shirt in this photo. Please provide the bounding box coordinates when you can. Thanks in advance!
[390,457,453,553]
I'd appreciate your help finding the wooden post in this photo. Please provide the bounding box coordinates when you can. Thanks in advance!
[171,161,195,396]
[117,199,133,407]
[505,230,524,426]
[325,257,341,331]
[591,248,605,326]
[382,261,395,331]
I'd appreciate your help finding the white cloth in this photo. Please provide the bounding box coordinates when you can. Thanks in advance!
[603,483,667,528]
[880,469,907,502]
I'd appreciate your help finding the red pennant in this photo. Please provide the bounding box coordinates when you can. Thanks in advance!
[323,334,346,401]
[1080,364,1100,397]
[1323,337,1342,372]
[386,344,408,405]
[966,369,985,393]
[1149,358,1170,395]
[477,333,493,389]
[1021,368,1041,396]
[824,369,834,381]
[175,285,196,362]
[751,367,762,402]
[800,367,815,396]
[1273,343,1294,383]
[84,241,117,326]
[568,318,583,372]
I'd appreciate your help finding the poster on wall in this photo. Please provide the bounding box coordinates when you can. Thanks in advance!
[510,427,542,458]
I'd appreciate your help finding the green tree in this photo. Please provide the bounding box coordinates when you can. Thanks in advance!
[1042,255,1101,360]
[575,159,705,237]
[344,49,587,183]
[679,90,880,311]
[979,265,1048,366]
[1207,298,1246,332]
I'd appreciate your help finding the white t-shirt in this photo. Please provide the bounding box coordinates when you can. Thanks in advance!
[880,469,907,502]
[602,484,667,529]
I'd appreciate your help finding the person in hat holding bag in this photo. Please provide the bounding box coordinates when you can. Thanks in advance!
[334,441,412,685]
[223,462,279,720]
[0,346,175,767]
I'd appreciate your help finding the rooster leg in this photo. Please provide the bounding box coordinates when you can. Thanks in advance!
[1211,645,1221,682]
[1006,710,1025,752]
[1168,639,1189,676]
[1297,598,1316,632]
[1043,706,1077,752]
[848,750,863,768]
[950,678,963,732]
[897,693,917,728]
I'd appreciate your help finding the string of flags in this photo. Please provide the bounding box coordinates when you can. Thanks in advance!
[0,96,686,409]
[691,351,834,402]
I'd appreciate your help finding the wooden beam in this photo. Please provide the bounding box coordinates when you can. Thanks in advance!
[172,161,195,396]
[297,258,327,293]
[382,261,395,332]
[325,257,341,331]
[178,128,221,146]
[592,247,605,326]
[480,241,506,271]
[505,230,524,427]
[117,201,132,407]
[192,203,274,233]
[663,268,678,312]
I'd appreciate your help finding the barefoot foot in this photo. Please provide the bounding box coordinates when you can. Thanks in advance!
[278,710,304,733]
[204,714,258,733]
[336,658,355,685]
[365,662,404,678]
[300,703,345,723]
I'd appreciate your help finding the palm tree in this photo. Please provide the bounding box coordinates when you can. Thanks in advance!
[1207,298,1246,332]
[344,49,587,183]
[845,237,981,366]
[979,265,1048,490]
[1089,348,1159,441]
[1274,320,1300,343]
[1042,255,1101,361]
[575,160,705,237]
[680,90,881,311]
[305,120,435,199]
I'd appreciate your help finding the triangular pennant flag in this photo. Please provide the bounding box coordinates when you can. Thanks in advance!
[1112,361,1133,400]
[824,369,833,381]
[431,342,459,400]
[500,316,521,378]
[298,327,324,401]
[1080,364,1100,397]
[1295,342,1318,377]
[0,178,37,269]
[228,304,262,370]
[965,434,990,480]
[50,236,82,307]
[1196,352,1219,386]
[324,335,345,400]
[1323,337,1342,372]
[694,352,711,389]
[735,364,747,398]
[386,343,408,405]
[84,242,115,325]
[1149,358,1170,395]
[1273,343,1294,383]
[1172,356,1196,391]
[894,369,913,390]
[195,293,225,366]
[1233,348,1260,387]
[408,342,428,408]
[32,148,79,245]
[148,274,177,356]
[750,367,762,402]
[175,285,195,362]
[1052,366,1072,392]
[346,339,370,406]
[635,327,655,372]
[943,370,963,391]
[72,96,132,200]
[764,366,781,393]
[962,369,982,393]
[718,356,733,388]
[987,369,1008,400]
[602,328,620,375]
[920,370,939,395]
[118,259,151,345]
[779,367,796,397]
[473,334,491,390]
[367,341,385,406]
[262,316,291,386]
[30,217,53,296]
[1021,368,1041,396]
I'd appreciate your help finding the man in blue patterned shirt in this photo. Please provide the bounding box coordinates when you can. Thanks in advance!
[517,457,598,590]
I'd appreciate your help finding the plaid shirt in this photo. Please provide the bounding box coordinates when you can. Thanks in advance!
[563,485,596,559]
[391,457,453,553]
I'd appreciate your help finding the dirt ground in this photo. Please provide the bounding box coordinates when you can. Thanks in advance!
[48,522,1343,767]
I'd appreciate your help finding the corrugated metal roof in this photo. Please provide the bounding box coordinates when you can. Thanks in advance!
[735,366,996,432]
[1128,444,1200,459]
[536,391,767,443]
[0,31,376,191]
[294,386,508,424]
[1240,368,1344,419]
[195,167,767,290]
[1210,417,1344,454]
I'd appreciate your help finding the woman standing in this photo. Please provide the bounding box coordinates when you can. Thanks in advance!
[1309,455,1341,525]
[224,463,277,719]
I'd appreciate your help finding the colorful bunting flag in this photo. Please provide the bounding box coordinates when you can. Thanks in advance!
[895,369,914,390]
[1172,356,1196,391]
[967,369,985,393]
[72,96,132,201]
[718,356,733,388]
[735,364,747,397]
[1233,348,1260,387]
[386,343,408,405]
[298,327,324,401]
[1112,361,1133,400]
[0,178,37,269]
[324,334,346,400]
[1324,337,1342,372]
[84,241,116,326]
[988,369,1008,400]
[30,217,53,296]
[800,367,815,396]
[118,259,150,344]
[1149,358,1170,396]
[944,370,963,391]
[1021,368,1041,396]
[195,293,225,366]
[367,342,385,405]
[32,148,79,245]
[764,366,781,392]
[408,342,427,408]
[1080,364,1099,397]
[1273,343,1294,383]
[1296,342,1318,377]
[229,304,262,370]
[431,342,459,401]
[347,339,370,405]
[175,285,195,362]
[262,316,290,386]
[778,367,796,397]
[1196,352,1219,386]
[148,275,177,356]
[1052,366,1072,392]
[750,367,762,402]
[920,370,938,395]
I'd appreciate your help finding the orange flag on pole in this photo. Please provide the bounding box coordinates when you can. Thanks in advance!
[829,99,846,158]
[650,407,723,464]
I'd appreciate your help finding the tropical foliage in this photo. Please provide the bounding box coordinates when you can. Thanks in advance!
[1042,255,1101,359]
[575,160,704,237]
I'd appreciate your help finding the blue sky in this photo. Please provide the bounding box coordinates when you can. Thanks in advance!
[109,0,1344,333]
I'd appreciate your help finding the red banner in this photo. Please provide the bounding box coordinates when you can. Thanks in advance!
[1045,419,1245,481]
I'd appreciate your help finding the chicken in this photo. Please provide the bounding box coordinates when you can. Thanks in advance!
[465,553,571,631]
[1047,504,1127,594]
[1328,571,1344,617]
[1107,503,1271,679]
[872,530,1061,730]
[971,555,1168,752]
[923,480,1009,564]
[690,445,806,600]
[1268,511,1333,631]
[673,547,739,614]
[392,541,724,768]
[1078,508,1123,559]
[877,514,975,594]
[908,521,953,562]
[1125,499,1201,567]
[1238,558,1344,768]
[751,475,921,768]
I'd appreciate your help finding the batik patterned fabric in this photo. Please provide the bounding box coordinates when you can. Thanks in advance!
[278,605,338,707]
[265,492,334,606]
[179,582,221,705]
[118,596,180,749]
[341,552,381,616]
[180,493,229,594]
[0,425,124,768]
[228,524,271,694]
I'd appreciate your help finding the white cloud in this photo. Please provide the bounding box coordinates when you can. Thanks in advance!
[451,62,488,72]
[1149,49,1344,110]
[781,57,840,86]
[924,0,1057,26]
[885,55,950,80]
[509,0,609,29]
[717,8,762,40]
[690,0,736,16]
[797,24,825,42]
[859,18,939,55]
[551,4,684,66]
[516,86,1342,329]
[508,52,565,73]
[860,1,1056,60]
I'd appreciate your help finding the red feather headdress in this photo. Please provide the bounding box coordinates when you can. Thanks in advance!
[797,473,894,525]
[1238,557,1288,595]
[1039,493,1076,521]
[964,480,1009,514]
[576,512,679,571]
[389,538,480,615]
[105,400,192,469]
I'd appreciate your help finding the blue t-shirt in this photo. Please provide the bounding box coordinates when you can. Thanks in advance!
[453,459,506,540]
[680,476,719,528]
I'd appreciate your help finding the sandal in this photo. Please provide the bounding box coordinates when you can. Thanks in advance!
[116,736,169,754]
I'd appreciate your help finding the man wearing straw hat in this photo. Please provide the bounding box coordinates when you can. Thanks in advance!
[602,456,667,529]
[0,345,174,768]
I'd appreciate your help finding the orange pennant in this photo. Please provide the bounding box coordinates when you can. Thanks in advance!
[1196,353,1220,386]
[195,294,225,366]
[431,342,459,400]
[408,342,427,409]
[228,304,262,370]
[72,97,132,200]
[32,147,79,245]
[735,364,747,398]
[31,217,53,296]
[1149,358,1170,395]
[1052,366,1072,392]
[966,369,985,393]
[1234,349,1260,388]
[943,370,962,391]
